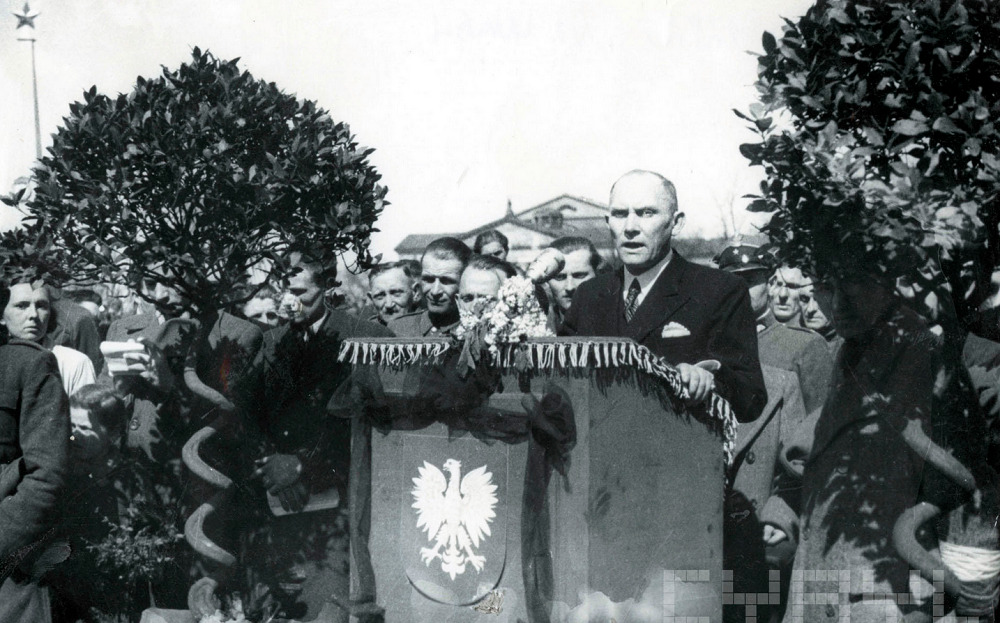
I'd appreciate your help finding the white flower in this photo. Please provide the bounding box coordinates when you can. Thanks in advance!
[455,274,553,356]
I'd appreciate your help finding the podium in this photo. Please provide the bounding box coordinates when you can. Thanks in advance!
[340,337,733,623]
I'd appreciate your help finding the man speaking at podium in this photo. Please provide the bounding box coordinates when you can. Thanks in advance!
[562,169,766,423]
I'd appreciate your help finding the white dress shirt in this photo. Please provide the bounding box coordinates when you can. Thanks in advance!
[52,344,97,398]
[622,250,673,310]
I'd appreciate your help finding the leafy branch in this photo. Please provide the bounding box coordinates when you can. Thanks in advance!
[740,0,1000,328]
[21,48,388,315]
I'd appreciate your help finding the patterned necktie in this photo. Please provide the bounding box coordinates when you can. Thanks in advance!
[624,278,641,323]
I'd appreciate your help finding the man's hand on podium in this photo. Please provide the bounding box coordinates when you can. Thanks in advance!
[677,362,716,404]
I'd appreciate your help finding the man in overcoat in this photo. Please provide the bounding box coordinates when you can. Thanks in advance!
[724,364,806,623]
[715,244,834,415]
[101,280,262,459]
[797,274,844,359]
[0,336,70,623]
[762,275,948,622]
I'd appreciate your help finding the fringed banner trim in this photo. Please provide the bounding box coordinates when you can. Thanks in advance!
[337,336,738,466]
[338,337,452,366]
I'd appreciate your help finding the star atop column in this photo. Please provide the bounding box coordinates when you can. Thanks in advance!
[13,2,40,29]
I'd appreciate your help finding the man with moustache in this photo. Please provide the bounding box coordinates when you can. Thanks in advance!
[365,261,421,325]
[713,244,818,623]
[388,237,471,338]
[718,246,834,414]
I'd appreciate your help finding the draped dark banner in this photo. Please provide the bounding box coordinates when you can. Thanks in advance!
[334,337,731,623]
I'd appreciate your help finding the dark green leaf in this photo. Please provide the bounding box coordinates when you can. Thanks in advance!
[762,31,777,55]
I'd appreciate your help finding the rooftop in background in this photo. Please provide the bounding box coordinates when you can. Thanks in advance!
[395,194,729,266]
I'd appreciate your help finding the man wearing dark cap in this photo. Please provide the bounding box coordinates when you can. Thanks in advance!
[716,244,834,414]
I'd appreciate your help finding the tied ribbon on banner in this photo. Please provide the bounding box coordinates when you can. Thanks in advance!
[521,382,578,622]
[522,384,577,481]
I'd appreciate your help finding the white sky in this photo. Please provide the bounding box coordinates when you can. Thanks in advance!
[0,0,814,258]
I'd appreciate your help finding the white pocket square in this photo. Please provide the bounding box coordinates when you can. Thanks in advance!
[661,322,691,338]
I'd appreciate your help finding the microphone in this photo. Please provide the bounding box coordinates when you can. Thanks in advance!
[525,248,566,284]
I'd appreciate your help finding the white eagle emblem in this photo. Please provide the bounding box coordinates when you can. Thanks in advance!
[411,458,498,580]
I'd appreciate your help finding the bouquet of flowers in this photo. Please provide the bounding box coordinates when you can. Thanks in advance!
[197,596,248,623]
[455,250,562,372]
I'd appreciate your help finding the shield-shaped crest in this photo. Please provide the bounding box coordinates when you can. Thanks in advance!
[400,434,509,606]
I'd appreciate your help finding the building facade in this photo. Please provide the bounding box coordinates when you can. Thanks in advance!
[395,194,725,267]
[395,195,615,267]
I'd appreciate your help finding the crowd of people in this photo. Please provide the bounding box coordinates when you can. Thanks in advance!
[0,169,998,623]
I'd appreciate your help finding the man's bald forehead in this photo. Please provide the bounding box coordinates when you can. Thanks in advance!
[609,170,678,209]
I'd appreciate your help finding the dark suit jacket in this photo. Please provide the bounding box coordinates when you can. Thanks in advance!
[238,310,392,492]
[562,254,767,423]
[0,340,69,566]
